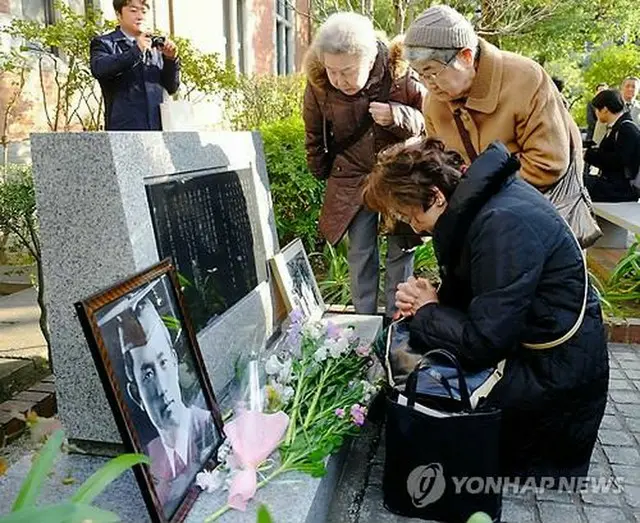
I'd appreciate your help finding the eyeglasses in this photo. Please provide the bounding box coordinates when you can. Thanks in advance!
[419,53,458,85]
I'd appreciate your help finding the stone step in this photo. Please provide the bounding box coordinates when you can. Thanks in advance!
[0,357,50,403]
[0,375,56,444]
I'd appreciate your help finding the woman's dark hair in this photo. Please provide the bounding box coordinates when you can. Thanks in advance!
[552,76,565,93]
[113,0,148,14]
[592,89,625,113]
[363,138,464,215]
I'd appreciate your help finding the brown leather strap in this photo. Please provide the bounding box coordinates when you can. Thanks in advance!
[453,108,478,162]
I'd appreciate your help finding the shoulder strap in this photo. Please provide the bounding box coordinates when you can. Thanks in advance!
[453,109,478,162]
[522,226,588,350]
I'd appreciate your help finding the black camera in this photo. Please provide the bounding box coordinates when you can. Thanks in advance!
[150,35,166,49]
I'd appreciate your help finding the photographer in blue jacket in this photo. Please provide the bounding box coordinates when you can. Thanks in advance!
[90,0,180,130]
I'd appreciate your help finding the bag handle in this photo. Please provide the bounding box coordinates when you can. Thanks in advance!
[405,349,472,411]
[453,109,478,162]
[522,226,589,350]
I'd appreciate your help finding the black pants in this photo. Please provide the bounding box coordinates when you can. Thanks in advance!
[586,174,637,202]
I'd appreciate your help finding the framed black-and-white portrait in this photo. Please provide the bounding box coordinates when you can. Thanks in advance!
[75,259,224,523]
[270,238,325,322]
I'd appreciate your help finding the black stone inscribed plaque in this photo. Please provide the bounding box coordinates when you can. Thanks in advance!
[146,168,263,332]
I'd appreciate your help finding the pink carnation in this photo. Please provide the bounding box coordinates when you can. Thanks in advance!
[355,345,371,357]
[335,408,345,418]
[350,404,367,427]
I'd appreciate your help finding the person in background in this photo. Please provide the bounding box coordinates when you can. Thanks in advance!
[621,76,640,125]
[90,0,180,130]
[585,89,640,202]
[364,137,608,486]
[584,83,609,177]
[303,12,426,326]
[403,5,582,191]
[552,76,570,109]
[586,83,609,144]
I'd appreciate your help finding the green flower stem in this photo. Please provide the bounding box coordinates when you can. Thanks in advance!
[204,458,298,522]
[303,360,334,430]
[285,364,308,445]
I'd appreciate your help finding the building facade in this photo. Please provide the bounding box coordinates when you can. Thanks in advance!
[0,0,311,161]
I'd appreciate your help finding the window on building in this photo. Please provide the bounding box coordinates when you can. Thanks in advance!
[21,0,54,24]
[275,0,294,75]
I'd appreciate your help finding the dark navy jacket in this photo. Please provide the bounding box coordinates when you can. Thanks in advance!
[90,28,180,130]
[409,142,609,479]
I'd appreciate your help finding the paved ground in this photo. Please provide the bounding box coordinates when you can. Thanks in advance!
[328,343,640,523]
[0,287,46,361]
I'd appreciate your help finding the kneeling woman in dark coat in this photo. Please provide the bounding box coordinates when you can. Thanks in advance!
[364,138,609,482]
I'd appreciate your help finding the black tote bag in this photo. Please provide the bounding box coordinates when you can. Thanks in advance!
[383,349,502,523]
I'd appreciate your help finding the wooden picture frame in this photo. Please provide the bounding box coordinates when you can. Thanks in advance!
[75,259,224,523]
[270,238,325,322]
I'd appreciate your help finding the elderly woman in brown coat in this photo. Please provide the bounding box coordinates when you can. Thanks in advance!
[403,5,582,190]
[303,12,426,323]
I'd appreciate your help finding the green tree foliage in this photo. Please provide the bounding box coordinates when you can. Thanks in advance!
[0,165,51,365]
[1,2,112,131]
[170,36,236,102]
[583,44,640,94]
[224,74,306,131]
[311,0,640,70]
[0,2,233,131]
[258,116,325,253]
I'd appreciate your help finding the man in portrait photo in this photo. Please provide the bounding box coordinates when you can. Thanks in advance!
[117,297,218,514]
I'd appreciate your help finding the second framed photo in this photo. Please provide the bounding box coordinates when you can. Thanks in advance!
[75,259,224,523]
[270,238,325,322]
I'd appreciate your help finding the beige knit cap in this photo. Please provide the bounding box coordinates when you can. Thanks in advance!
[404,5,478,49]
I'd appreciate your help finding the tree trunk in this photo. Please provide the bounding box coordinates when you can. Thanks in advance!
[36,257,52,372]
[394,0,407,35]
[27,219,52,373]
[0,231,8,265]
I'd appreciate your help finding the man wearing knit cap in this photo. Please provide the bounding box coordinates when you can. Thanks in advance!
[404,5,583,189]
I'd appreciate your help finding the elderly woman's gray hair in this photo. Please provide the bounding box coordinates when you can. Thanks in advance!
[312,12,378,62]
[403,5,479,65]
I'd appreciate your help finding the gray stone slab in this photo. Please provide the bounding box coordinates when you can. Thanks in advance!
[501,498,537,523]
[593,203,640,235]
[625,418,640,432]
[326,424,380,523]
[616,352,640,362]
[616,403,640,418]
[589,463,613,481]
[612,465,640,485]
[626,485,640,509]
[0,446,349,523]
[599,430,637,447]
[610,344,637,353]
[604,446,640,465]
[30,131,279,445]
[535,489,575,503]
[580,491,623,506]
[584,506,631,523]
[610,370,628,380]
[538,501,582,523]
[610,391,640,404]
[610,380,637,391]
[601,415,624,431]
[356,485,427,523]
